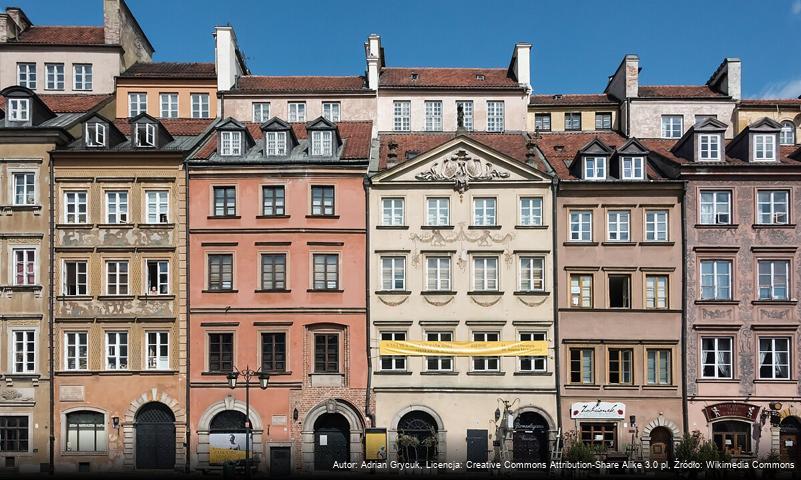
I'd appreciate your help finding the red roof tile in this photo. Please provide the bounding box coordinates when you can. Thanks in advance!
[235,76,367,93]
[640,139,801,167]
[530,94,618,106]
[39,94,112,113]
[12,26,106,45]
[740,98,801,107]
[637,85,727,99]
[535,131,634,179]
[379,68,520,89]
[119,62,216,79]
[113,118,214,137]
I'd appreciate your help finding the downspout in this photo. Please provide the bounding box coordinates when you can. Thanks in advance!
[184,159,192,473]
[680,182,689,435]
[48,151,55,475]
[551,176,562,437]
[363,176,374,428]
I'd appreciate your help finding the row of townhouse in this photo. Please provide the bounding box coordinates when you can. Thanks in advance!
[0,1,800,475]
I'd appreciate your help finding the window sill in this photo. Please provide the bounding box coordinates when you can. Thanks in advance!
[97,223,134,229]
[137,294,175,301]
[694,300,739,305]
[468,225,502,230]
[421,225,454,230]
[207,215,241,220]
[56,295,92,301]
[639,241,675,246]
[202,289,238,294]
[466,371,505,376]
[515,224,548,230]
[138,223,175,229]
[563,241,599,246]
[256,215,290,219]
[513,290,550,296]
[60,451,109,457]
[56,223,93,229]
[306,215,340,219]
[601,241,636,246]
[751,299,797,305]
[307,289,344,293]
[420,371,458,376]
[694,223,738,229]
[514,371,552,376]
[254,289,291,293]
[2,373,41,380]
[752,379,795,384]
[421,290,456,295]
[696,378,739,383]
[564,384,601,390]
[375,290,411,295]
[374,371,413,375]
[376,225,409,230]
[642,385,678,390]
[467,291,503,295]
[602,385,639,390]
[97,295,135,301]
[0,285,42,291]
[2,204,42,211]
[752,223,796,230]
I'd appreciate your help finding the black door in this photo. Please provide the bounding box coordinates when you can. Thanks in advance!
[780,417,801,464]
[270,446,292,476]
[135,402,176,470]
[313,413,349,471]
[466,429,488,467]
[512,412,549,466]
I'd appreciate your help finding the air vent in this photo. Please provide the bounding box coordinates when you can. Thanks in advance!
[410,73,419,80]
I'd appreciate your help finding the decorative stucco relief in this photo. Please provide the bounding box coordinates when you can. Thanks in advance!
[59,227,174,248]
[409,223,514,270]
[56,298,174,318]
[414,149,510,193]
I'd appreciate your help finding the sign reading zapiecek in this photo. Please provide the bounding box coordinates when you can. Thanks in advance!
[571,402,626,420]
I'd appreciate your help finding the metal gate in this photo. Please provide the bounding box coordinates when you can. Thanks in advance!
[135,402,176,470]
[313,413,349,471]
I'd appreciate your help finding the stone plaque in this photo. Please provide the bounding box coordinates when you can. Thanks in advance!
[271,415,287,426]
[59,385,85,402]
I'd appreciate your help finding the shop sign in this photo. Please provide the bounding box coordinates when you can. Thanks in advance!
[702,402,760,422]
[570,402,626,419]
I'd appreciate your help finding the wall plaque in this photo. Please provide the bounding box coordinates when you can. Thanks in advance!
[59,385,85,402]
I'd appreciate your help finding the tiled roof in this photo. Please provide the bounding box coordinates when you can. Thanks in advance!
[640,139,801,167]
[379,67,521,89]
[234,76,367,93]
[637,85,727,99]
[119,62,216,79]
[11,26,106,45]
[740,98,801,107]
[113,118,214,137]
[535,131,631,179]
[38,94,112,113]
[529,94,618,106]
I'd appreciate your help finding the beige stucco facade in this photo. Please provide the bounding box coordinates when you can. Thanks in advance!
[626,99,737,139]
[0,48,123,95]
[735,106,800,143]
[221,94,375,123]
[115,80,217,119]
[527,107,619,133]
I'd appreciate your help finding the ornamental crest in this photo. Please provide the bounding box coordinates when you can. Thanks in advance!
[414,149,510,193]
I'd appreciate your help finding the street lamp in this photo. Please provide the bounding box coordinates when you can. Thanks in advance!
[227,365,269,479]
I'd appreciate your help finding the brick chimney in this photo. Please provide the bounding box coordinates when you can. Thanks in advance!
[509,42,532,92]
[365,34,382,91]
[707,58,741,101]
[605,54,639,100]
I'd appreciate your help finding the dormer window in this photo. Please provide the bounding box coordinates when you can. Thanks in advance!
[265,131,287,156]
[311,130,333,156]
[86,122,106,147]
[583,156,606,180]
[8,98,30,122]
[698,134,721,161]
[754,134,776,162]
[620,156,644,180]
[220,131,242,156]
[135,123,156,148]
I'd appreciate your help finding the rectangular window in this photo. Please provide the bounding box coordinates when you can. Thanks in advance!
[64,332,88,371]
[645,210,669,241]
[262,186,285,215]
[66,412,106,452]
[311,186,335,216]
[426,198,450,226]
[570,348,594,383]
[426,257,451,291]
[191,93,210,118]
[569,210,592,241]
[17,63,36,89]
[381,197,404,226]
[0,416,29,452]
[620,157,644,180]
[220,131,242,156]
[580,423,616,449]
[519,256,544,292]
[424,100,443,131]
[105,191,128,224]
[380,332,406,371]
[701,337,733,378]
[487,101,505,132]
[322,102,341,122]
[128,92,147,117]
[85,122,106,147]
[393,101,411,131]
[570,274,593,308]
[146,190,169,224]
[208,333,233,372]
[11,330,35,374]
[73,64,93,91]
[8,98,29,121]
[758,260,789,301]
[208,254,233,291]
[473,197,497,226]
[534,113,551,132]
[253,102,271,123]
[260,254,286,290]
[473,257,499,291]
[519,332,546,372]
[472,332,500,371]
[758,337,790,380]
[608,348,633,384]
[63,261,88,296]
[754,134,776,161]
[381,256,405,291]
[105,331,128,371]
[146,332,169,370]
[134,122,155,147]
[425,332,453,371]
[699,134,721,161]
[565,112,581,131]
[13,172,35,205]
[700,260,732,300]
[146,260,169,295]
[519,197,543,226]
[646,275,668,309]
[756,190,789,225]
[12,248,35,286]
[261,332,286,372]
[314,333,339,373]
[699,191,731,225]
[159,93,178,118]
[46,63,64,90]
[456,100,473,130]
[288,102,306,122]
[584,156,606,180]
[595,112,612,130]
[608,274,631,309]
[310,130,333,156]
[313,254,339,290]
[607,210,630,241]
[647,349,672,385]
[105,261,129,296]
[661,115,683,139]
[213,186,236,216]
[265,131,287,156]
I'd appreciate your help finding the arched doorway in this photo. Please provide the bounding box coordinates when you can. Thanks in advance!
[780,417,801,463]
[313,413,350,471]
[135,402,175,470]
[397,411,438,463]
[649,426,673,462]
[512,411,549,465]
[208,410,249,466]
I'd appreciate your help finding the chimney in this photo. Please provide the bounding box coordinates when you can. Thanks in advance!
[605,54,639,100]
[365,34,382,91]
[1,7,30,42]
[103,0,121,45]
[707,58,741,101]
[510,42,532,92]
[215,26,248,91]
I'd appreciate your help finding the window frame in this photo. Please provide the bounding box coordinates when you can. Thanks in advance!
[518,256,545,292]
[252,102,271,123]
[145,190,169,224]
[779,121,796,145]
[11,247,37,286]
[472,256,499,292]
[753,134,777,161]
[534,112,551,132]
[8,98,30,122]
[487,100,505,132]
[17,62,36,89]
[288,102,306,122]
[570,274,593,308]
[472,197,497,226]
[701,336,733,379]
[426,197,450,226]
[104,331,128,371]
[425,331,453,372]
[145,330,170,371]
[698,134,722,161]
[45,63,65,91]
[381,197,405,226]
[379,331,407,371]
[219,131,243,157]
[145,259,170,296]
[312,253,339,290]
[310,130,334,156]
[12,171,36,206]
[518,331,547,373]
[699,259,733,301]
[569,210,592,242]
[128,92,147,117]
[191,93,210,119]
[595,112,612,130]
[425,256,452,292]
[645,209,669,242]
[105,260,129,296]
[756,190,789,225]
[393,100,411,132]
[380,256,406,291]
[261,185,286,216]
[322,102,341,122]
[519,196,543,226]
[159,92,179,118]
[471,331,500,372]
[85,122,107,148]
[757,259,789,301]
[63,331,88,371]
[645,274,669,309]
[569,347,594,384]
[264,131,288,157]
[72,63,93,91]
[646,348,672,385]
[699,190,732,225]
[565,112,582,131]
[620,156,644,180]
[260,253,287,291]
[207,253,234,291]
[661,115,683,139]
[313,333,340,373]
[104,190,128,224]
[758,336,790,380]
[583,156,607,180]
[261,331,287,373]
[606,210,630,242]
[62,260,88,296]
[607,348,634,385]
[212,186,237,217]
[10,328,37,374]
[310,185,335,216]
[208,332,234,373]
[456,100,474,130]
[424,100,443,132]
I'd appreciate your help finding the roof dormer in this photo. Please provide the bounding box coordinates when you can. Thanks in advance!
[0,86,55,128]
[576,138,613,180]
[671,117,727,162]
[261,117,297,157]
[130,112,173,149]
[305,116,341,157]
[726,117,781,163]
[615,138,649,180]
[81,114,125,149]
[216,117,253,157]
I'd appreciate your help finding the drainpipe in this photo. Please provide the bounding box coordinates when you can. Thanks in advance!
[48,151,55,475]
[551,176,562,437]
[184,159,192,473]
[680,182,689,435]
[363,176,375,428]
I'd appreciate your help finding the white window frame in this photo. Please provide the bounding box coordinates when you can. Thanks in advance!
[128,92,147,117]
[456,100,473,130]
[145,331,170,370]
[424,100,443,131]
[265,131,287,156]
[569,210,592,241]
[700,260,732,300]
[698,134,721,161]
[780,121,795,145]
[381,197,405,226]
[322,102,341,122]
[159,93,179,118]
[62,260,88,296]
[425,331,453,371]
[105,260,129,296]
[380,256,406,291]
[288,102,306,122]
[72,64,93,91]
[426,197,450,226]
[472,331,500,371]
[756,190,789,225]
[753,134,776,161]
[426,256,451,291]
[63,191,88,224]
[620,156,644,179]
[11,247,37,286]
[146,190,169,224]
[473,197,497,226]
[393,101,411,132]
[661,115,683,139]
[105,191,128,224]
[699,191,731,225]
[758,337,790,380]
[519,197,543,226]
[519,256,545,292]
[252,102,271,123]
[146,259,170,296]
[311,130,333,156]
[487,101,505,132]
[17,63,36,89]
[85,122,107,147]
[645,275,668,309]
[473,256,499,291]
[519,331,546,373]
[8,98,30,122]
[191,93,210,119]
[45,63,64,90]
[12,171,36,206]
[220,131,242,156]
[134,122,156,148]
[10,329,37,374]
[701,336,733,379]
[758,260,789,301]
[379,331,406,371]
[645,210,669,241]
[584,156,606,180]
[64,331,88,371]
[105,331,128,371]
[607,210,630,242]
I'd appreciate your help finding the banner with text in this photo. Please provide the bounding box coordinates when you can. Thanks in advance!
[379,340,548,357]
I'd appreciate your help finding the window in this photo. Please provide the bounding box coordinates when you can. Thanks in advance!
[661,115,683,139]
[208,254,233,291]
[393,101,411,131]
[699,191,731,225]
[456,100,473,130]
[322,102,341,122]
[583,156,606,180]
[146,260,169,295]
[534,113,551,132]
[570,274,593,308]
[756,190,789,225]
[17,63,36,89]
[208,333,233,372]
[424,100,443,131]
[64,332,88,371]
[426,198,450,226]
[105,191,128,224]
[381,197,404,226]
[608,275,631,309]
[105,261,129,295]
[570,348,594,383]
[314,333,339,373]
[701,337,732,378]
[780,121,796,145]
[11,330,35,374]
[313,254,339,290]
[595,112,612,130]
[381,256,405,291]
[159,93,178,118]
[146,190,169,224]
[0,416,29,452]
[472,332,499,371]
[105,331,128,370]
[310,130,333,156]
[146,331,169,370]
[565,112,581,131]
[288,102,306,122]
[311,186,335,216]
[758,260,789,301]
[213,186,236,216]
[608,348,633,384]
[473,257,499,291]
[487,101,505,132]
[252,102,271,123]
[12,248,36,286]
[713,421,751,456]
[261,332,286,372]
[620,156,644,179]
[426,257,451,291]
[519,197,543,226]
[12,172,35,205]
[569,210,592,241]
[519,256,544,291]
[8,98,29,121]
[473,197,497,226]
[700,260,732,300]
[128,93,147,117]
[220,131,242,156]
[46,63,64,90]
[65,411,106,452]
[648,349,671,385]
[73,64,92,91]
[265,131,287,156]
[260,254,286,290]
[85,122,106,147]
[519,332,546,372]
[754,134,776,161]
[699,134,721,161]
[645,210,669,241]
[134,122,156,147]
[380,332,406,371]
[759,337,790,380]
[191,93,210,118]
[580,423,615,449]
[646,275,668,309]
[262,186,285,215]
[607,210,630,241]
[425,332,453,371]
[63,261,88,296]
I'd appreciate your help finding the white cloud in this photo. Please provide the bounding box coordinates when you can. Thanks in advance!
[759,78,801,99]
[793,0,801,15]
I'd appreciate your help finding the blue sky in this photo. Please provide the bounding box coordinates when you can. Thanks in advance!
[7,0,801,98]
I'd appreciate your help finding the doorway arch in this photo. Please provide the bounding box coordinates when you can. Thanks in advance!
[135,402,176,470]
[313,413,350,471]
[512,411,549,465]
[780,416,801,463]
[396,410,439,463]
[648,426,673,462]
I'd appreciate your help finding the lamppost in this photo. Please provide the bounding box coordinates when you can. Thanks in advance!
[227,366,269,479]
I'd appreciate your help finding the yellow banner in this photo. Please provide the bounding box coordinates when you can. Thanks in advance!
[379,340,548,357]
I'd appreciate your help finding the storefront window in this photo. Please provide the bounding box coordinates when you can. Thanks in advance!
[712,421,751,456]
[580,422,616,450]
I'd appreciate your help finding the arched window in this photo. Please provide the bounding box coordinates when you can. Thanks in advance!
[780,121,796,145]
[208,410,248,465]
[65,411,106,452]
[712,420,751,456]
[210,410,247,433]
[397,411,438,462]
